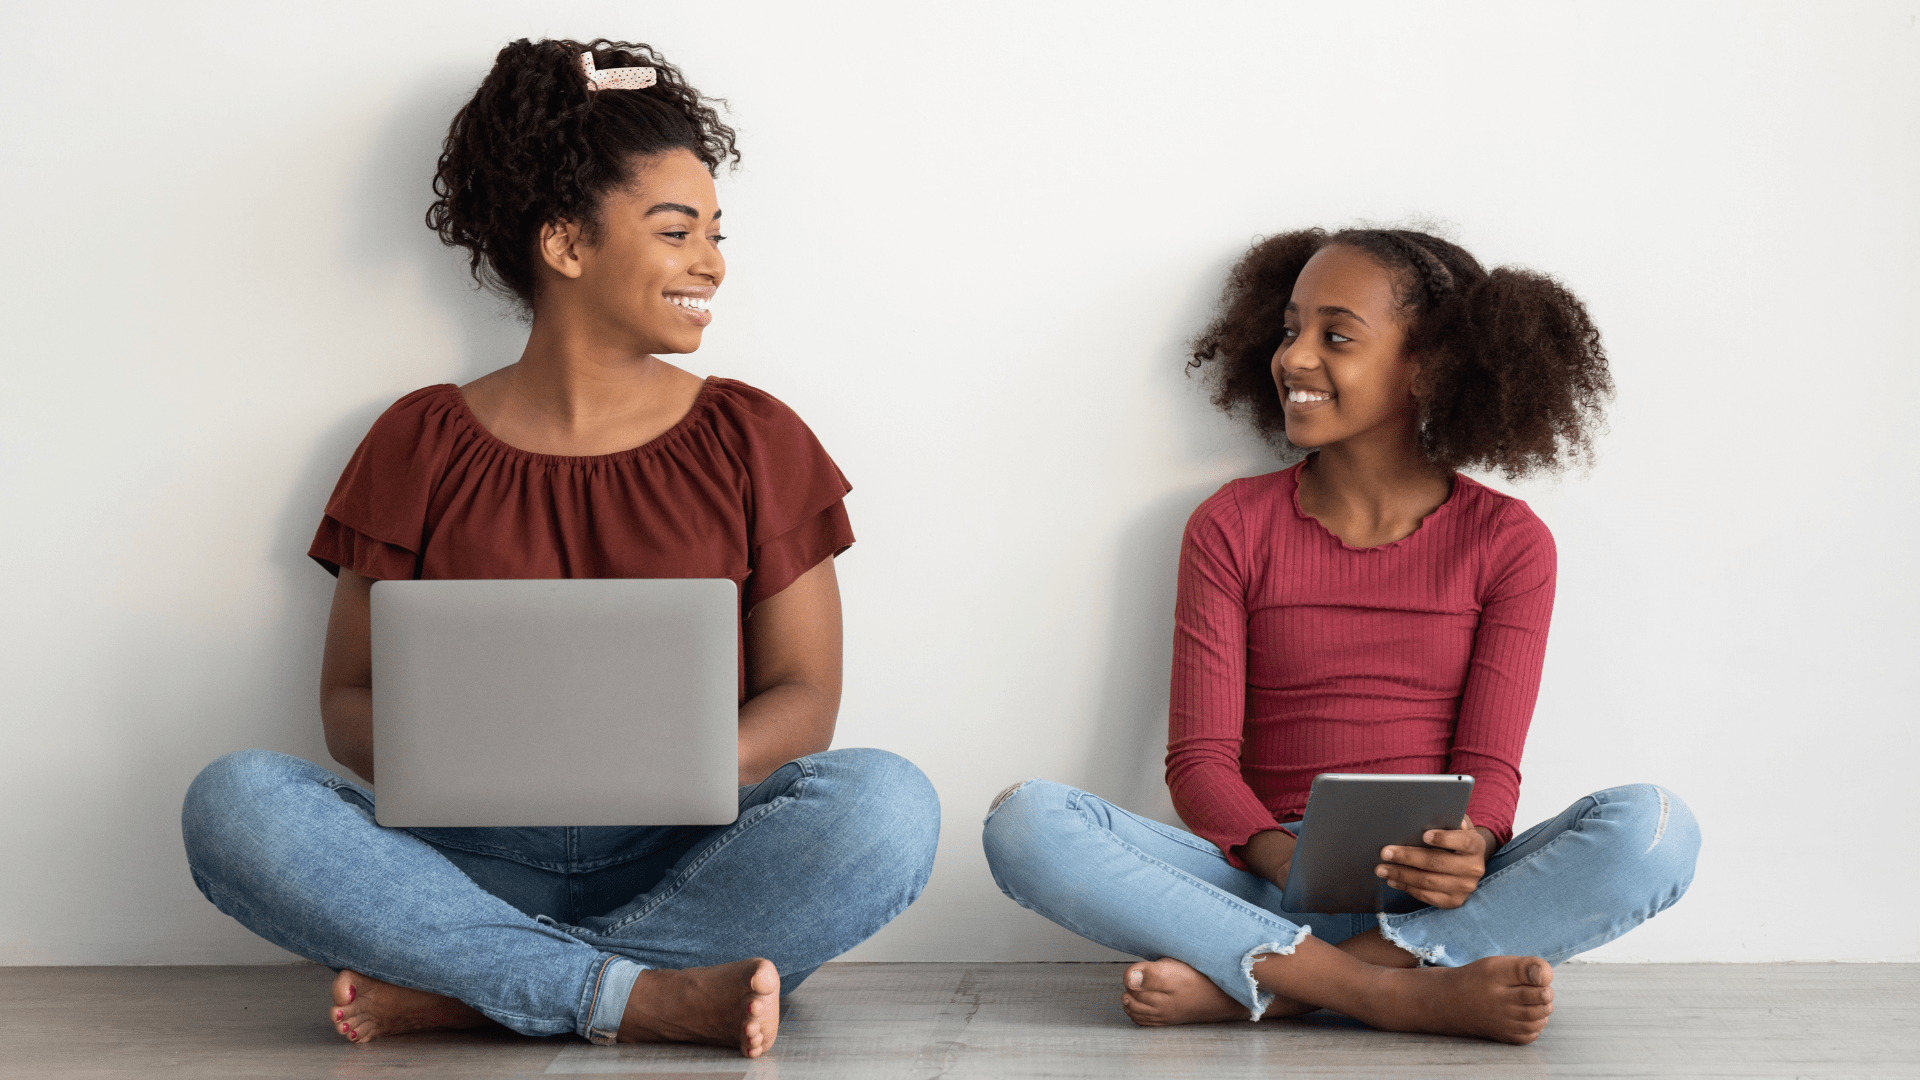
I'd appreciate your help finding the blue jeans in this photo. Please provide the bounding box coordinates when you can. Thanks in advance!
[182,747,940,1042]
[982,779,1698,1019]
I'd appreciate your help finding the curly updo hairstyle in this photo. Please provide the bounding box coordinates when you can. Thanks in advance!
[1189,228,1613,479]
[426,38,740,309]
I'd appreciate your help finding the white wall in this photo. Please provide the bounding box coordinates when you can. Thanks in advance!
[2,0,1914,965]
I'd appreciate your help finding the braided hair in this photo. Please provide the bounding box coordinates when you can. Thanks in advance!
[1188,228,1614,479]
[425,38,739,310]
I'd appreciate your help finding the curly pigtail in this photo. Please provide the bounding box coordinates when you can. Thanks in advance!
[1412,268,1612,478]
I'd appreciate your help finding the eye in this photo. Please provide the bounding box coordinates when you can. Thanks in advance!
[661,230,690,240]
[1327,331,1351,344]
[1280,327,1299,341]
[709,234,727,243]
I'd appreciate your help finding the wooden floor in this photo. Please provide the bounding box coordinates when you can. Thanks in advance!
[2,962,1914,1078]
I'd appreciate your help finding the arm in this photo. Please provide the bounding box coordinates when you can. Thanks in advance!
[1377,506,1555,905]
[1164,488,1289,871]
[320,568,376,783]
[738,555,842,785]
[1447,507,1556,846]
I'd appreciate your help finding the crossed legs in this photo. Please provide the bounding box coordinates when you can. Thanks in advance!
[982,779,1698,1044]
[182,748,940,1055]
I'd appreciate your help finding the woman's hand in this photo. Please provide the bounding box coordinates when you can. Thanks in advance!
[1376,817,1497,909]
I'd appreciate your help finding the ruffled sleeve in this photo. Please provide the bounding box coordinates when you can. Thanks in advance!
[706,381,855,610]
[307,386,460,580]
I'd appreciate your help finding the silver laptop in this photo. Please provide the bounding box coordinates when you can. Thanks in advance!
[368,578,740,827]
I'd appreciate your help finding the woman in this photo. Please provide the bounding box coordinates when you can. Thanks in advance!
[180,38,940,1059]
[982,228,1698,1045]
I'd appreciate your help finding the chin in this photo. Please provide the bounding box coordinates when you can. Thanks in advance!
[655,332,704,356]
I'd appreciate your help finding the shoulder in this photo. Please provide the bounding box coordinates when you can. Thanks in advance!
[1448,475,1555,587]
[695,378,838,459]
[1183,466,1300,560]
[696,377,850,496]
[336,384,469,474]
[1187,466,1297,531]
[703,377,815,432]
[320,385,468,540]
[374,383,462,425]
[355,384,465,450]
[1449,475,1553,549]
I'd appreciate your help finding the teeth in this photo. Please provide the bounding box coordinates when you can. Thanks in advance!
[669,295,710,311]
[1288,389,1331,403]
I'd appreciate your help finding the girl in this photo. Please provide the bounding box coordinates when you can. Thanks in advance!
[181,38,940,1059]
[982,227,1698,1045]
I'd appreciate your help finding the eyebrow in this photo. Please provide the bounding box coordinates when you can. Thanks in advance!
[643,202,720,220]
[1284,301,1370,328]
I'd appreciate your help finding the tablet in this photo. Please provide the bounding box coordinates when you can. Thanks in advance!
[1278,773,1474,914]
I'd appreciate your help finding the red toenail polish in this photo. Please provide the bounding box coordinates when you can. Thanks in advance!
[348,985,357,1002]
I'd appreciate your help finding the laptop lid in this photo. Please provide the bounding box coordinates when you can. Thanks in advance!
[369,578,739,828]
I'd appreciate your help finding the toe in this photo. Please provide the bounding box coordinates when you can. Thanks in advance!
[331,970,359,1007]
[750,959,780,996]
[1124,962,1148,990]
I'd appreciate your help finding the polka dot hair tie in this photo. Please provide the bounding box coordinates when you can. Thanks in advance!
[580,51,656,91]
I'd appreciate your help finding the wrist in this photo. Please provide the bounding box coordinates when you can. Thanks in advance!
[1234,827,1298,887]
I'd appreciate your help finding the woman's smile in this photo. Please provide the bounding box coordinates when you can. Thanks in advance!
[667,288,715,327]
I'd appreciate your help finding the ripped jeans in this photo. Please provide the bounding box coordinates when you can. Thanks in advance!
[182,748,940,1042]
[981,780,1698,1019]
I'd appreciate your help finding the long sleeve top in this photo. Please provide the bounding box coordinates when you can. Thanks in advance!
[1166,462,1555,865]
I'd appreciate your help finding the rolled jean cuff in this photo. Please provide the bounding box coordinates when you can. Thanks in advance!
[582,955,648,1044]
[1239,925,1312,1020]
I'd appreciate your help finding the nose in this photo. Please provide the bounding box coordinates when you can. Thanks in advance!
[1273,337,1321,380]
[690,235,725,285]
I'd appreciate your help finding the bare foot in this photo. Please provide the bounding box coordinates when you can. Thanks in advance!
[1358,956,1555,1044]
[619,958,781,1058]
[330,970,493,1043]
[1120,958,1315,1027]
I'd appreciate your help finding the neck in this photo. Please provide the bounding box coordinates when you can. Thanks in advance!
[510,305,669,425]
[1308,436,1442,501]
[1297,421,1451,533]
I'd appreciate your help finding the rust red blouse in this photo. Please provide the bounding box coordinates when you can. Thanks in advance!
[308,379,854,688]
[1167,462,1555,864]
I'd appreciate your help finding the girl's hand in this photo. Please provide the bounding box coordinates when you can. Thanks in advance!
[1376,816,1496,909]
[1235,827,1299,892]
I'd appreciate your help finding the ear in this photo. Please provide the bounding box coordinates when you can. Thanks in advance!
[537,219,587,280]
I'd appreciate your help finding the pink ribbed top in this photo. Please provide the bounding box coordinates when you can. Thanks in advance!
[1166,461,1555,864]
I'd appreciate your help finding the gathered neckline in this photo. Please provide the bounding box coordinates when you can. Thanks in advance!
[440,377,721,467]
[1286,460,1463,552]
